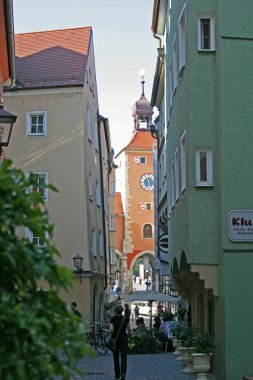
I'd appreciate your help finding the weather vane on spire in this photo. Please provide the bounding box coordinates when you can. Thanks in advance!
[139,68,145,96]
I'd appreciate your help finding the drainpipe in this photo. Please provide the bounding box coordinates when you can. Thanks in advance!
[151,0,162,48]
[97,115,110,291]
[4,0,16,88]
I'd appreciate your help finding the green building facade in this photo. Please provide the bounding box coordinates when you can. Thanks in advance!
[160,0,253,378]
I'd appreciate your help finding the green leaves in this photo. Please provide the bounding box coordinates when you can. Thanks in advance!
[0,160,89,379]
[128,330,158,354]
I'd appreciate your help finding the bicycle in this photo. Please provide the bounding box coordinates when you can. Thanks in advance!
[87,321,109,355]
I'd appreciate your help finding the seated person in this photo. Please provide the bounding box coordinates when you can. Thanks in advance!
[135,317,147,333]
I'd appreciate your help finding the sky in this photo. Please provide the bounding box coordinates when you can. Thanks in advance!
[13,0,158,154]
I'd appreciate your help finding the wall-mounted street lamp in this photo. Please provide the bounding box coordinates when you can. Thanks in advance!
[72,253,84,283]
[0,105,17,158]
[115,268,120,281]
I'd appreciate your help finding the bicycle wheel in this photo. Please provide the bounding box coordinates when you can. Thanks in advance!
[95,335,108,355]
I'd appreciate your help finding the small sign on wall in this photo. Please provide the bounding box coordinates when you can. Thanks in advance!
[228,210,253,242]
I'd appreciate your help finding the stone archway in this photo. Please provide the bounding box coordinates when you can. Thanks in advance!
[127,250,155,292]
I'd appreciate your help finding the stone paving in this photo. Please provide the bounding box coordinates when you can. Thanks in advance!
[73,350,215,380]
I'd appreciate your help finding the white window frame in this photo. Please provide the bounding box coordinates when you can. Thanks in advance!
[110,215,115,231]
[26,111,47,136]
[88,170,93,200]
[98,230,103,257]
[96,179,101,206]
[86,104,92,141]
[110,248,116,265]
[110,179,116,195]
[92,228,96,257]
[174,148,180,201]
[172,35,177,93]
[25,227,48,247]
[195,149,213,186]
[180,131,186,192]
[178,5,186,72]
[28,171,48,200]
[198,15,215,51]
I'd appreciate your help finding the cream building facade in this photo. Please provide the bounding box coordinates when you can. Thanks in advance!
[4,27,113,323]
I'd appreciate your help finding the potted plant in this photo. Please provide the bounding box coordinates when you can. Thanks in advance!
[191,330,214,380]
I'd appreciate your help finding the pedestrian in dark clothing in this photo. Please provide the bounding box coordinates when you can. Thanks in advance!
[133,305,140,321]
[124,303,131,320]
[153,315,161,330]
[109,304,131,380]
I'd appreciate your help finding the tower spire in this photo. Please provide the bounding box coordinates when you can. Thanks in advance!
[132,69,154,130]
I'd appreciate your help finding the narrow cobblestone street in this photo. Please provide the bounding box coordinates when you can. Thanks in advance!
[74,351,216,380]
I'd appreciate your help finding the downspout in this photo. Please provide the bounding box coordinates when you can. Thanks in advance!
[151,0,162,48]
[4,0,16,88]
[97,116,110,290]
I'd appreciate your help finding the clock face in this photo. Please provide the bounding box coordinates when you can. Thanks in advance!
[140,173,154,191]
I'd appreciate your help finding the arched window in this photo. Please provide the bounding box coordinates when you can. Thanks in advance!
[143,223,152,238]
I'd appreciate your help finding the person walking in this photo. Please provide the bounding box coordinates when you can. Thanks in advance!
[133,304,140,321]
[124,303,131,320]
[109,304,131,380]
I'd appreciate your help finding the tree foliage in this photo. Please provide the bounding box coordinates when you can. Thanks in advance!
[0,160,89,380]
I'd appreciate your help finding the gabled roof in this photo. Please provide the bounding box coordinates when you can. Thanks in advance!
[14,27,92,89]
[115,129,155,157]
[115,192,124,216]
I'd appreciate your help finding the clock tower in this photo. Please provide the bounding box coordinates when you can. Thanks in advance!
[115,75,156,293]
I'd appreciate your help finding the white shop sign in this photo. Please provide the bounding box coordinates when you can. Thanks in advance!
[228,210,253,242]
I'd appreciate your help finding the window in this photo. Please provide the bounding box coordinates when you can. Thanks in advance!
[86,105,92,141]
[88,170,93,200]
[169,60,173,108]
[171,161,175,206]
[26,111,47,136]
[134,156,146,164]
[174,148,180,201]
[104,191,108,215]
[198,15,215,51]
[146,203,152,210]
[92,228,96,256]
[96,179,101,206]
[25,228,47,247]
[143,223,152,238]
[172,36,177,92]
[168,170,172,213]
[110,179,116,195]
[94,116,99,150]
[196,149,213,186]
[178,5,186,72]
[98,230,103,257]
[110,248,116,265]
[110,215,115,231]
[180,131,186,192]
[30,172,48,200]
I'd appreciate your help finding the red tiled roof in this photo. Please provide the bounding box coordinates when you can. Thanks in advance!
[115,129,155,157]
[115,192,124,216]
[15,27,92,88]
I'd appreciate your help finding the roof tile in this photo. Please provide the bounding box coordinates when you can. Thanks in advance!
[15,27,92,88]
